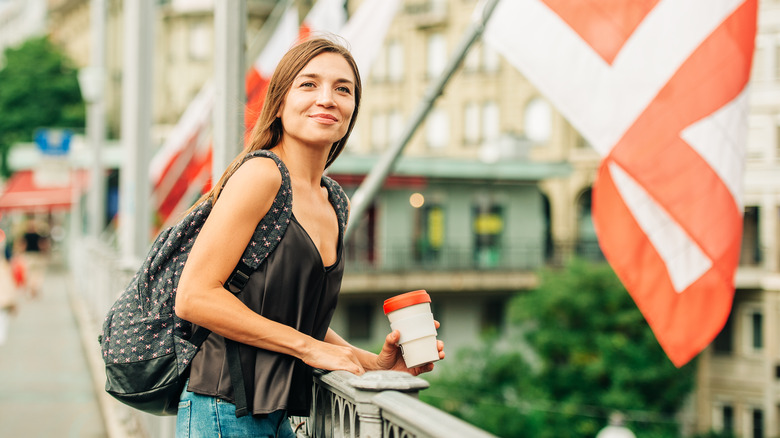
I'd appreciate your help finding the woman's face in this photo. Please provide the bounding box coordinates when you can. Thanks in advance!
[277,52,356,151]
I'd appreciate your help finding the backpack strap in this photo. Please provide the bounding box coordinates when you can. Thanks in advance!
[321,174,350,237]
[224,149,293,293]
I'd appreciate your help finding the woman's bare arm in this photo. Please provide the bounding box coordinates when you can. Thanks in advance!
[175,158,364,374]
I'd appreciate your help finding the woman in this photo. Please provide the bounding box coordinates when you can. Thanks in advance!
[175,37,444,437]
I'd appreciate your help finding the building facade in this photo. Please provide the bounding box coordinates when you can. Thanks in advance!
[694,0,780,436]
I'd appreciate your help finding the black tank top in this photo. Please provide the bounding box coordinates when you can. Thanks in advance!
[187,213,344,416]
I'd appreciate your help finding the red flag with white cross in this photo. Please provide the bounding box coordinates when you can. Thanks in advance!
[485,0,758,366]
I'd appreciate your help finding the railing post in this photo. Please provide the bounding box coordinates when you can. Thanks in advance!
[348,371,430,438]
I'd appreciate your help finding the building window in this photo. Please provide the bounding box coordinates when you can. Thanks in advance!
[388,40,404,82]
[576,188,603,261]
[425,107,450,149]
[713,311,734,354]
[426,32,447,78]
[482,101,500,145]
[473,201,504,268]
[740,206,761,266]
[464,42,500,73]
[722,405,734,434]
[464,102,480,144]
[481,298,505,334]
[524,97,552,143]
[371,40,404,83]
[414,203,445,264]
[346,302,373,341]
[370,110,403,152]
[752,312,763,350]
[753,409,764,438]
[752,46,765,82]
[188,21,210,61]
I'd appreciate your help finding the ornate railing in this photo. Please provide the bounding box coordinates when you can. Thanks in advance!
[292,370,496,438]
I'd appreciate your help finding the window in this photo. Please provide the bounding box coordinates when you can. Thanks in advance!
[722,405,734,434]
[371,113,388,151]
[426,33,447,77]
[473,200,504,268]
[713,311,734,354]
[752,47,765,82]
[482,101,500,145]
[414,203,445,264]
[740,206,761,266]
[372,111,404,151]
[481,299,505,334]
[387,41,404,82]
[371,40,404,83]
[464,42,500,73]
[464,102,480,144]
[753,409,764,438]
[464,101,499,148]
[425,107,450,149]
[524,98,552,143]
[346,302,373,341]
[188,22,210,61]
[752,312,763,350]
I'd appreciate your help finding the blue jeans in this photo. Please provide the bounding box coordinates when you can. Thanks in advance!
[176,381,296,438]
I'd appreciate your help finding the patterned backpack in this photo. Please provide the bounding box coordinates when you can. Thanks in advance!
[99,150,348,416]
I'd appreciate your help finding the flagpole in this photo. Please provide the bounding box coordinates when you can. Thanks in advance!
[345,0,501,242]
[245,0,296,66]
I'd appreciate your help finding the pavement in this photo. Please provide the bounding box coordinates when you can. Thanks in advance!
[0,261,107,438]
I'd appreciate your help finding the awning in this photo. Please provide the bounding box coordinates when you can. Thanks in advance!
[0,169,88,213]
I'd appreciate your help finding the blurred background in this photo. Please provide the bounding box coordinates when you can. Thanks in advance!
[0,0,776,437]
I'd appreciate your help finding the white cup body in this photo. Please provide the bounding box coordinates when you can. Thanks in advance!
[387,302,439,368]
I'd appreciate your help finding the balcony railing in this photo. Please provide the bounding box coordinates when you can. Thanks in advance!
[68,236,497,437]
[345,239,605,273]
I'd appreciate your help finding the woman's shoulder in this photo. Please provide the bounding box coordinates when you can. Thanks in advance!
[218,154,284,212]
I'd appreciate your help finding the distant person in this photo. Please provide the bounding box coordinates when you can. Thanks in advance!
[0,234,19,345]
[174,37,444,436]
[16,219,49,298]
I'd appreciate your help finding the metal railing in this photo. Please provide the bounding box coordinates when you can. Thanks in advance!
[68,236,496,438]
[292,370,495,438]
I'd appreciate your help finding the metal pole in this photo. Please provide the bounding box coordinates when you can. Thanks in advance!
[245,0,295,66]
[87,0,107,239]
[345,0,501,242]
[119,0,154,262]
[213,0,247,179]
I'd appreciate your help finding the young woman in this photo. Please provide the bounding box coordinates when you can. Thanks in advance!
[175,37,444,436]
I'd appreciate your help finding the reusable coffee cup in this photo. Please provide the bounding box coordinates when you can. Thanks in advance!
[383,290,440,368]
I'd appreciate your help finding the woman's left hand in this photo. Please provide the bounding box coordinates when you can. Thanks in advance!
[375,321,445,376]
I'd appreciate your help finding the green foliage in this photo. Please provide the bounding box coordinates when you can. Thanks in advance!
[423,259,696,438]
[0,36,85,176]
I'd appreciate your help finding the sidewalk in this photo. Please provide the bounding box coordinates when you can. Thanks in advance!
[0,262,107,437]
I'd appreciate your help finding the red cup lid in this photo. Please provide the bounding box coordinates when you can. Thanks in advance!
[383,290,430,314]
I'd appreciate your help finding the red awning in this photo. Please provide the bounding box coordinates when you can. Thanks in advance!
[0,170,88,213]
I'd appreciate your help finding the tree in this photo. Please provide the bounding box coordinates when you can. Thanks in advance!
[0,36,84,177]
[421,259,696,438]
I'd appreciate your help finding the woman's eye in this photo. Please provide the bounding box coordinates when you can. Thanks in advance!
[337,86,352,94]
[300,82,315,88]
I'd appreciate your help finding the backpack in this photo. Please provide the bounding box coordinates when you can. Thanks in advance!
[99,150,351,416]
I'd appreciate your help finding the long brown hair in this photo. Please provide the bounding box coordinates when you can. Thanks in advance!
[195,36,362,209]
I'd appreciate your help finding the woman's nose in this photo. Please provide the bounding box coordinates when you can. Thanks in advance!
[316,88,335,106]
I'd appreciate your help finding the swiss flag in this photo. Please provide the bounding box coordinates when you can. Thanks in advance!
[484,0,757,366]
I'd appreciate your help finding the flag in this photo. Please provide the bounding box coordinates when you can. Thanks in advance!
[484,0,757,366]
[149,81,214,229]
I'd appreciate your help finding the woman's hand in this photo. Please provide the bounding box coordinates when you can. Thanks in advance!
[301,339,366,375]
[375,321,445,376]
